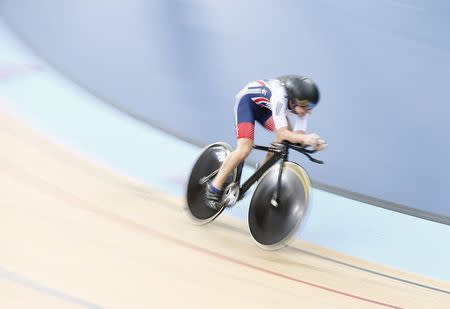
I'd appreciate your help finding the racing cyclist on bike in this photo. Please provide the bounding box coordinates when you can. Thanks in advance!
[206,74,327,210]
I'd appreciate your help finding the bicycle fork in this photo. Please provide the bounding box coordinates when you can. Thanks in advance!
[271,152,288,207]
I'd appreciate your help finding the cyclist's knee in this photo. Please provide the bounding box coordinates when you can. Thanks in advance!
[235,138,253,160]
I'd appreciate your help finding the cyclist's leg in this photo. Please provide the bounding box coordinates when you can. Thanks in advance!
[255,110,277,163]
[257,115,275,133]
[211,138,253,190]
[211,95,255,190]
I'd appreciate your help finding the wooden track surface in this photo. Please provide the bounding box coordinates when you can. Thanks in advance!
[1,110,449,309]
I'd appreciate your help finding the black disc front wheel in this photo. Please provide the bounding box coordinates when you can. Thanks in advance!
[248,162,311,250]
[186,142,236,224]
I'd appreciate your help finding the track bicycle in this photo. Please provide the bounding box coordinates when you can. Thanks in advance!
[186,141,324,249]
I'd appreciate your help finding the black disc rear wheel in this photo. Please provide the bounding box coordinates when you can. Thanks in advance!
[186,142,236,224]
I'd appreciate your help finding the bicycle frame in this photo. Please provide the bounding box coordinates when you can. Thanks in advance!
[232,141,324,205]
[235,143,289,203]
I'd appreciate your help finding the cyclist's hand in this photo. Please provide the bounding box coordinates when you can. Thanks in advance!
[315,140,328,151]
[304,133,327,150]
[303,133,321,146]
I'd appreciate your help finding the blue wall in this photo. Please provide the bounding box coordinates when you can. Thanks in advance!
[1,0,450,217]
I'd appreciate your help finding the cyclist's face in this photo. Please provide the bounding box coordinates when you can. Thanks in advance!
[290,100,311,116]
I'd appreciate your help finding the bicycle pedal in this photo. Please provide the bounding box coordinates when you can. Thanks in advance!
[223,182,240,208]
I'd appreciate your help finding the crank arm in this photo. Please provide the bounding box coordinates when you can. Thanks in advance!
[199,168,220,185]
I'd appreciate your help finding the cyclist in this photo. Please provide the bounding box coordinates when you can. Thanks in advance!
[206,74,327,209]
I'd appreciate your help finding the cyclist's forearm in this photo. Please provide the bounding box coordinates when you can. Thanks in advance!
[276,128,307,144]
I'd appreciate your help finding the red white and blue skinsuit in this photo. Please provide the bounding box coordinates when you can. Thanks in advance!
[234,79,308,140]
